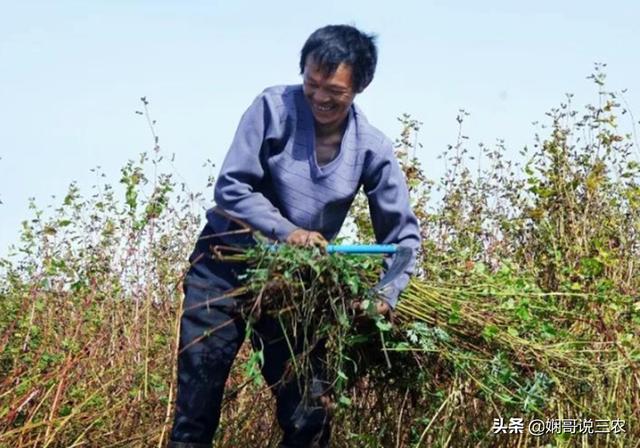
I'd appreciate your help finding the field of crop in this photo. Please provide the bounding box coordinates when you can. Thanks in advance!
[1,67,639,447]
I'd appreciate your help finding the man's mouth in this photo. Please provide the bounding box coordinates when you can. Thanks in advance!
[313,103,335,113]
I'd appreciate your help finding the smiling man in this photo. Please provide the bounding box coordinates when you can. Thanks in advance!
[169,25,421,448]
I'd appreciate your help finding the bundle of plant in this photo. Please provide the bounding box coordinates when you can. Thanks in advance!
[399,264,637,369]
[220,244,508,401]
[225,242,638,420]
[216,242,385,404]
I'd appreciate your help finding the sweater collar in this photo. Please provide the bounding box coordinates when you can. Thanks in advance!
[295,85,356,179]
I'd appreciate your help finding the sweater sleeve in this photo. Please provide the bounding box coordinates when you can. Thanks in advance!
[213,92,298,242]
[362,140,421,308]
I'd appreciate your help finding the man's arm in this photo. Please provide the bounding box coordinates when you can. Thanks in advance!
[362,140,421,308]
[214,93,299,242]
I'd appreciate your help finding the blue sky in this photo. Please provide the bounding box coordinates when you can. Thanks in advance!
[1,0,638,255]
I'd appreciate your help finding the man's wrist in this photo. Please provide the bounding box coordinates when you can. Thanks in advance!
[277,223,300,242]
[377,285,400,309]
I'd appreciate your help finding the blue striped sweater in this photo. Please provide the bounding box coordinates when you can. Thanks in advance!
[208,84,420,307]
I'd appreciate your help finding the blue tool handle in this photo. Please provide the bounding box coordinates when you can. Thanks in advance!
[326,244,397,254]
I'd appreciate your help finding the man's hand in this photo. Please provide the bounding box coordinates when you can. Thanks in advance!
[350,299,390,317]
[285,228,328,248]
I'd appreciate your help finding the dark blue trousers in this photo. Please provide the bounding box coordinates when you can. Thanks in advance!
[170,225,330,447]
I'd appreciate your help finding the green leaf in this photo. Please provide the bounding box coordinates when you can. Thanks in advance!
[375,319,392,332]
[482,324,499,341]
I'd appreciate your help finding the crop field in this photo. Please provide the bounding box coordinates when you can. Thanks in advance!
[1,69,639,447]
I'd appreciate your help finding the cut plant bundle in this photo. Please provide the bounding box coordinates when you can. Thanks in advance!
[224,241,639,428]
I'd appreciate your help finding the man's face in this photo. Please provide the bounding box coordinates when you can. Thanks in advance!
[302,56,356,129]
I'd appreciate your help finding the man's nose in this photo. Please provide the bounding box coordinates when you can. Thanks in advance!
[313,88,331,103]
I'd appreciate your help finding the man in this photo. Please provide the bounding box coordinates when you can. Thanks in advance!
[169,24,420,448]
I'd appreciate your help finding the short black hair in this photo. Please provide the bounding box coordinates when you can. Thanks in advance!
[299,25,378,93]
